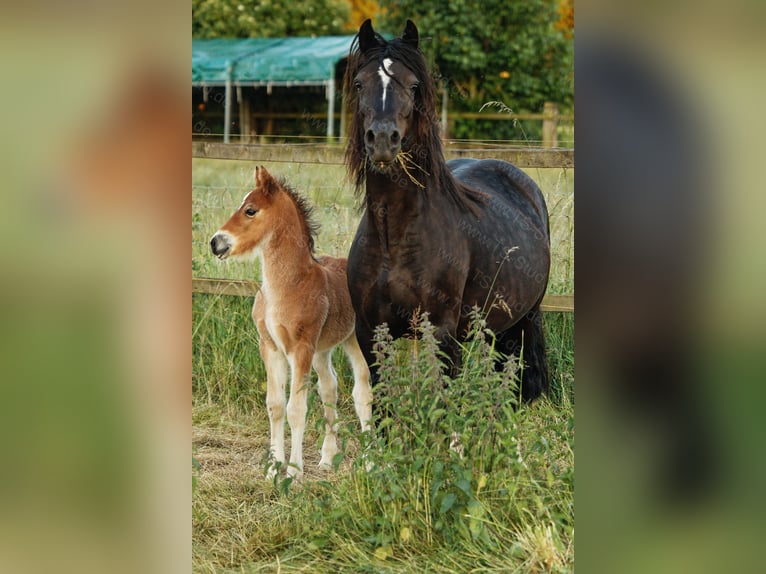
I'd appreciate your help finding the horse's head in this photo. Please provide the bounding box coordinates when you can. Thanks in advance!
[210,166,282,260]
[345,19,439,182]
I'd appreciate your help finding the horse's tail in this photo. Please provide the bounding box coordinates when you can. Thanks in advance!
[520,299,550,402]
[498,296,549,402]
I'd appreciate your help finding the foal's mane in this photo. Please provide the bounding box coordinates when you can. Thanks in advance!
[343,28,485,214]
[275,176,320,254]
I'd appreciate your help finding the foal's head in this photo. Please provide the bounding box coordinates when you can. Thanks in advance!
[345,19,441,189]
[210,166,318,260]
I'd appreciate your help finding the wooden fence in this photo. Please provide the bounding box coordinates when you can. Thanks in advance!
[194,94,572,146]
[192,277,573,312]
[192,142,574,169]
[192,143,574,313]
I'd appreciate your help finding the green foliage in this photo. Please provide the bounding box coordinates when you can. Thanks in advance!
[192,0,351,39]
[379,0,574,140]
[192,293,266,412]
[544,311,575,404]
[192,304,573,570]
[277,311,573,567]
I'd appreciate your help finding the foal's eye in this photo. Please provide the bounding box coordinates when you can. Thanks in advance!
[245,208,257,217]
[354,80,362,92]
[411,82,419,93]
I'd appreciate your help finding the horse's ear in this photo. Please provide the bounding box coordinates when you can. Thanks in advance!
[254,165,265,185]
[254,165,277,196]
[358,19,377,54]
[402,19,419,48]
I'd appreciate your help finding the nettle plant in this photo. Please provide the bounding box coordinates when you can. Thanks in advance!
[355,309,528,545]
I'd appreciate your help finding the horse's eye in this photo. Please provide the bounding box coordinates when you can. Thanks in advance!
[411,83,419,93]
[354,80,362,92]
[245,208,257,217]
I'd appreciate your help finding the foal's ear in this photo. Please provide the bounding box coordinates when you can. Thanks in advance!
[402,19,419,48]
[358,19,378,54]
[254,165,277,196]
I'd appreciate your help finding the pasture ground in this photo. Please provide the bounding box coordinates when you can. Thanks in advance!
[192,158,574,572]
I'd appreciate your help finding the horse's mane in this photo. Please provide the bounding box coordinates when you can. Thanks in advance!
[343,29,485,214]
[277,176,320,254]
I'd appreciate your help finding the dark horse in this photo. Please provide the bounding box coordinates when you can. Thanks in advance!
[345,19,551,401]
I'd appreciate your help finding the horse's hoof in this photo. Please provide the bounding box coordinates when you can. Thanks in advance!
[286,465,304,481]
[318,453,339,470]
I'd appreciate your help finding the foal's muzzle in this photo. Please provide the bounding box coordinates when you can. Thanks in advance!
[365,120,401,164]
[210,233,232,259]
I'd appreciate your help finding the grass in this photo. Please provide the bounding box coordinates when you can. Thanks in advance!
[192,158,573,291]
[192,158,574,572]
[193,316,573,573]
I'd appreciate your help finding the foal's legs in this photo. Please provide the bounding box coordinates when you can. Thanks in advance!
[342,336,372,433]
[260,333,288,478]
[286,344,313,479]
[312,350,340,468]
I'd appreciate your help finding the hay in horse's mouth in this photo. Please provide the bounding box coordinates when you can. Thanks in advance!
[395,151,429,189]
[365,152,428,188]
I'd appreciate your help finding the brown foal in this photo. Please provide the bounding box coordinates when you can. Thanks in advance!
[210,166,372,479]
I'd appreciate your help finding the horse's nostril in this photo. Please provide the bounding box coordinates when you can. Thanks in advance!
[391,130,400,144]
[365,129,375,145]
[210,234,230,256]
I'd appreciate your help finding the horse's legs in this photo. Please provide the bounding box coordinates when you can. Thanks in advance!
[260,332,288,478]
[342,335,372,432]
[285,344,313,479]
[354,320,378,382]
[435,325,462,378]
[312,349,339,469]
[497,303,549,402]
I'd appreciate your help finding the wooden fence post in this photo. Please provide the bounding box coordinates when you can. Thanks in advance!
[542,102,559,148]
[239,89,251,144]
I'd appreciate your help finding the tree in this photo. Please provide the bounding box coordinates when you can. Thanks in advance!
[192,0,351,38]
[347,0,381,30]
[378,0,573,139]
[555,0,574,40]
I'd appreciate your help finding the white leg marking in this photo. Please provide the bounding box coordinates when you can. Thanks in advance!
[262,343,288,479]
[343,336,372,433]
[286,349,312,479]
[313,351,340,469]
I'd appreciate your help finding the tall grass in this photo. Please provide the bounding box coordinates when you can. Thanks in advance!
[346,312,573,558]
[192,312,573,572]
[192,293,266,413]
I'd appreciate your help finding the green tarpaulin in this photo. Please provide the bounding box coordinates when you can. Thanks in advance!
[192,36,354,85]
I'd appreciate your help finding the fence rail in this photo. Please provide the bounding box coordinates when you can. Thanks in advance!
[193,142,574,312]
[192,277,573,313]
[192,142,574,169]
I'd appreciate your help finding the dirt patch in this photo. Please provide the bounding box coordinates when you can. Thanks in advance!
[193,422,360,483]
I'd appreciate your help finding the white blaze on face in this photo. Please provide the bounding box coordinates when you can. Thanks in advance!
[377,58,394,111]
